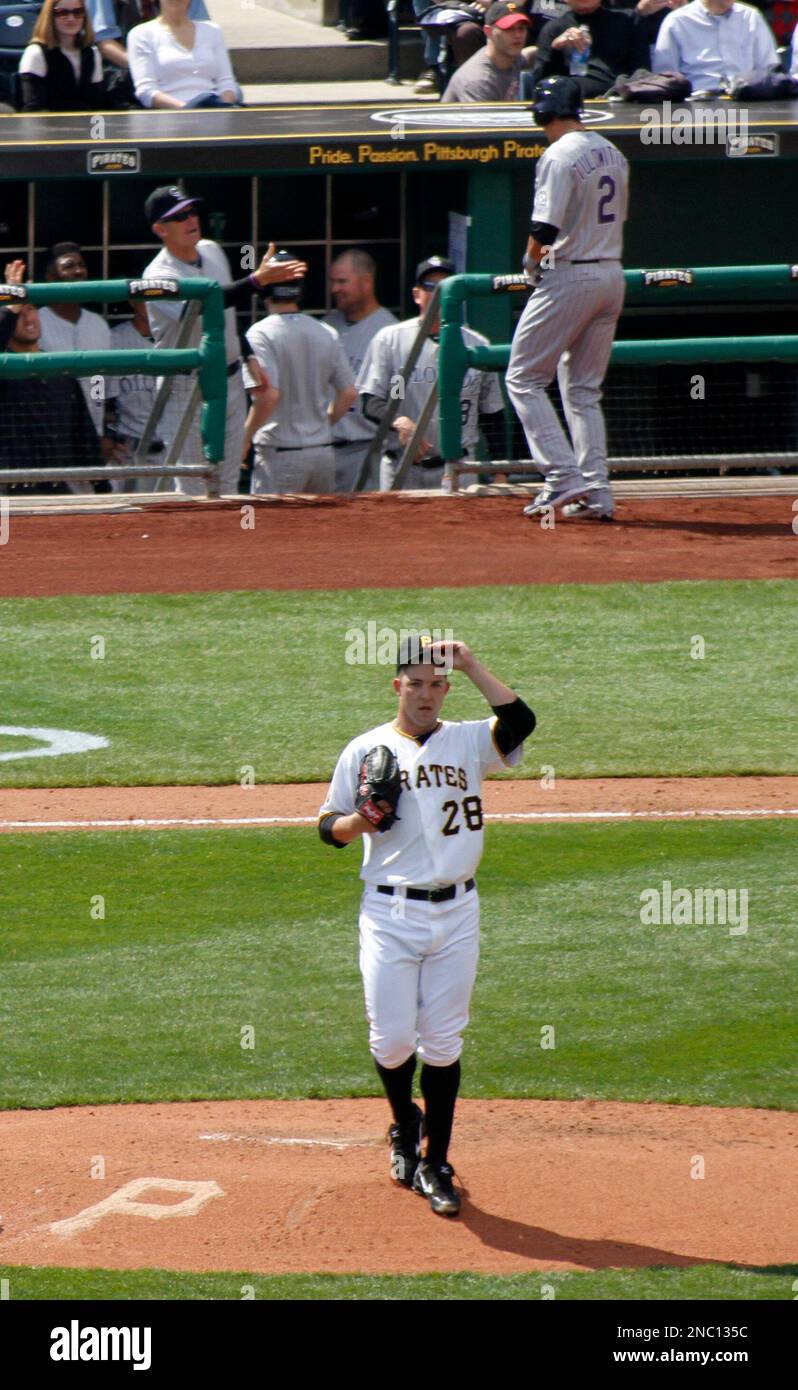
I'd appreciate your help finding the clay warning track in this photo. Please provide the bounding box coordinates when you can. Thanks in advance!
[1,776,796,831]
[1,494,795,597]
[2,1098,795,1276]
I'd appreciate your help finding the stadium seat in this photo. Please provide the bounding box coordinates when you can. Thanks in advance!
[0,3,40,108]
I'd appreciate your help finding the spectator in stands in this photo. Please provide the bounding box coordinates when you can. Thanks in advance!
[127,0,241,108]
[38,241,120,468]
[442,2,534,99]
[87,0,210,106]
[18,0,107,111]
[0,259,105,495]
[323,249,397,491]
[531,0,650,95]
[653,0,780,93]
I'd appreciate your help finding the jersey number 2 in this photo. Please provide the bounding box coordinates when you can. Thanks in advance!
[442,796,484,835]
[597,175,616,224]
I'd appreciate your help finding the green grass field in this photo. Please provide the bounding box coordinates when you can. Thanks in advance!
[2,1264,794,1301]
[3,572,795,1302]
[1,578,796,786]
[2,822,795,1111]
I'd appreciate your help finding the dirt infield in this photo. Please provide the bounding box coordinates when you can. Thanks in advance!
[1,775,797,831]
[2,1097,795,1276]
[1,495,796,597]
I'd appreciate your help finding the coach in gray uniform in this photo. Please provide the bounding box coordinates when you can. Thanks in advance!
[358,256,505,492]
[142,186,306,496]
[323,249,397,493]
[243,259,356,495]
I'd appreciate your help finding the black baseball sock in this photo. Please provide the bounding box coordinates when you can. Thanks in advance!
[420,1060,461,1167]
[375,1054,417,1126]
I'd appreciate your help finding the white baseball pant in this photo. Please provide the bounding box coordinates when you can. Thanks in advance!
[358,885,480,1068]
[506,262,625,507]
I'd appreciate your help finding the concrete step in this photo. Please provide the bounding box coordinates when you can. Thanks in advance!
[208,0,424,84]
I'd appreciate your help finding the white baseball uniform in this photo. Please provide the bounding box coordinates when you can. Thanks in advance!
[38,305,118,496]
[322,305,397,493]
[358,318,504,491]
[506,129,629,509]
[319,716,524,1069]
[142,238,246,496]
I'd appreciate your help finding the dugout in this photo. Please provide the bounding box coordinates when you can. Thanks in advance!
[2,99,798,463]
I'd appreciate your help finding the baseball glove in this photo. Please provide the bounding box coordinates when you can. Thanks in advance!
[355,745,402,832]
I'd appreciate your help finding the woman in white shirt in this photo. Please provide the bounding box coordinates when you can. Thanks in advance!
[18,0,106,111]
[127,0,242,108]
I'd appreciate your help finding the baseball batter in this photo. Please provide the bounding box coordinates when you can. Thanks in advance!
[358,257,505,492]
[318,637,536,1216]
[505,76,629,521]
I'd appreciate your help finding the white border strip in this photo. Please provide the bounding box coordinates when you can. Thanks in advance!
[1,808,796,829]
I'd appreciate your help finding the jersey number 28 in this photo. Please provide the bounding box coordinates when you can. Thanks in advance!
[442,796,484,834]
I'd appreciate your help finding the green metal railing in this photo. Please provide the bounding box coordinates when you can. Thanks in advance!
[438,265,798,464]
[0,277,228,489]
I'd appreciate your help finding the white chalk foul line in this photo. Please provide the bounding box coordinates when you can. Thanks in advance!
[198,1131,374,1151]
[1,808,797,830]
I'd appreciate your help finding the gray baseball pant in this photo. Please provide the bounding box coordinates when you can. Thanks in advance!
[505,262,625,505]
[252,444,335,495]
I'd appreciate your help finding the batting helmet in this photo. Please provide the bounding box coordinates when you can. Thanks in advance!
[266,249,303,303]
[531,76,582,126]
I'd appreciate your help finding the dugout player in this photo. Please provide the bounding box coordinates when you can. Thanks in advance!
[358,256,505,492]
[142,186,306,495]
[323,250,397,492]
[0,264,104,494]
[318,636,536,1216]
[242,256,356,495]
[505,76,629,521]
[38,242,120,485]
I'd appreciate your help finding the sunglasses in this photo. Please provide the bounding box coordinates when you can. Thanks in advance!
[54,6,86,14]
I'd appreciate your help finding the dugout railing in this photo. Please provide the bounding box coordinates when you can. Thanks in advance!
[0,276,228,495]
[437,264,798,489]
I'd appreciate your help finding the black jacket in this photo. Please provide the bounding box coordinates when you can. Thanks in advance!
[531,6,651,97]
[20,43,107,112]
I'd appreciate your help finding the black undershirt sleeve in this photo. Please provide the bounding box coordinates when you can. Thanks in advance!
[529,221,560,245]
[491,697,536,756]
[222,275,260,309]
[362,392,390,426]
[319,813,348,848]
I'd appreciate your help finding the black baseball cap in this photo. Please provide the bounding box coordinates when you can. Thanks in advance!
[415,255,456,288]
[145,186,204,226]
[484,2,532,27]
[396,633,449,672]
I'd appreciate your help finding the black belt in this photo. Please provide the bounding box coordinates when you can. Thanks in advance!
[274,444,330,453]
[570,259,620,264]
[385,451,444,470]
[115,436,164,456]
[226,359,241,377]
[377,878,475,903]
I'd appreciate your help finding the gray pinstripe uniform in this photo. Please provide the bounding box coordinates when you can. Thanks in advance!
[323,306,397,492]
[506,130,629,507]
[243,311,354,495]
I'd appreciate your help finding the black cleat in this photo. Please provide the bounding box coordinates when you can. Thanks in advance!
[412,1160,461,1217]
[388,1103,424,1188]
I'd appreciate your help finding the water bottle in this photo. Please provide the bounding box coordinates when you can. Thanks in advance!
[569,25,591,78]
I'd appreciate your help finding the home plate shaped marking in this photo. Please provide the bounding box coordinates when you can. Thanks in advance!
[49,1178,224,1235]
